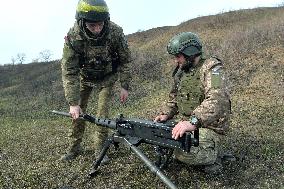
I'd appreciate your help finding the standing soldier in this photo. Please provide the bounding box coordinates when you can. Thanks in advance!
[155,32,232,173]
[60,0,131,162]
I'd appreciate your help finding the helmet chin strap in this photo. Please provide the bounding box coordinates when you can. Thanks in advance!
[180,55,194,71]
[181,60,193,71]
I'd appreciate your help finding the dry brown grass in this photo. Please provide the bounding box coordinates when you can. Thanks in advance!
[1,7,284,189]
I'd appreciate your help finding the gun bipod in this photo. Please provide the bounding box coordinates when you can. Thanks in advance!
[89,134,178,189]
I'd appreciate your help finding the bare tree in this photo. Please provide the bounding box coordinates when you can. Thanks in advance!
[11,56,16,66]
[16,53,26,64]
[39,49,52,62]
[278,1,284,6]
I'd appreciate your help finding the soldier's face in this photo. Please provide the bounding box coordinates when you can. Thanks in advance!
[85,21,105,34]
[173,54,201,67]
[173,54,186,66]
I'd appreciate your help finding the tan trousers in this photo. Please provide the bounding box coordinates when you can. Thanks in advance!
[68,76,116,150]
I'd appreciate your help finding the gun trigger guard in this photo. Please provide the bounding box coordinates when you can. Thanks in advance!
[114,142,119,150]
[127,137,142,146]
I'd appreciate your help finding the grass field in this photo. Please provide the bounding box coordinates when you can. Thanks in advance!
[1,7,284,189]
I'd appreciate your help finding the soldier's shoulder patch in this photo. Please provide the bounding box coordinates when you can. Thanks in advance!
[210,65,223,89]
[211,65,222,75]
[64,35,69,43]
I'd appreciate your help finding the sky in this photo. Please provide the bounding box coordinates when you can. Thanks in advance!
[0,0,282,64]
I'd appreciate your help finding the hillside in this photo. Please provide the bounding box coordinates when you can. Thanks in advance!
[0,7,284,189]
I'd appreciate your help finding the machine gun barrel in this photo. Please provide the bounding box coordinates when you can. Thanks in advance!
[51,110,117,129]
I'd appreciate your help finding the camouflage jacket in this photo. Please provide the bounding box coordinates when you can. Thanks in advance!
[165,57,231,134]
[61,21,131,105]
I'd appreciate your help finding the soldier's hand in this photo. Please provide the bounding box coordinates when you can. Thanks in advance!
[120,88,129,104]
[69,105,82,120]
[154,114,169,122]
[172,121,196,140]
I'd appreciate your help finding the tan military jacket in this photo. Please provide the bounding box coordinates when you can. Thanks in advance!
[165,57,231,134]
[61,21,131,105]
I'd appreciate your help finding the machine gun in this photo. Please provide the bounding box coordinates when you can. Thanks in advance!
[52,110,199,189]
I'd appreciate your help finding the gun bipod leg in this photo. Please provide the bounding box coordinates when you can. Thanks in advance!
[121,138,178,189]
[89,137,113,177]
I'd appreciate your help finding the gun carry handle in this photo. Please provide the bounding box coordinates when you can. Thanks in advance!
[184,128,199,152]
[193,128,199,147]
[184,132,191,152]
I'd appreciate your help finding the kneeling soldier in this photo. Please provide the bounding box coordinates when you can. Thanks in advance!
[155,32,231,173]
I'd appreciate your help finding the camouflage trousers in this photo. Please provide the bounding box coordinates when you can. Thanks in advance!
[68,76,117,150]
[174,128,220,166]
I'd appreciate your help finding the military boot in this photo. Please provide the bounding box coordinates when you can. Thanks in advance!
[202,157,223,174]
[60,141,83,161]
[220,152,236,162]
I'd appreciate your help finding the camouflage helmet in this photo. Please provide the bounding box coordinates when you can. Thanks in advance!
[75,0,110,22]
[167,32,202,57]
